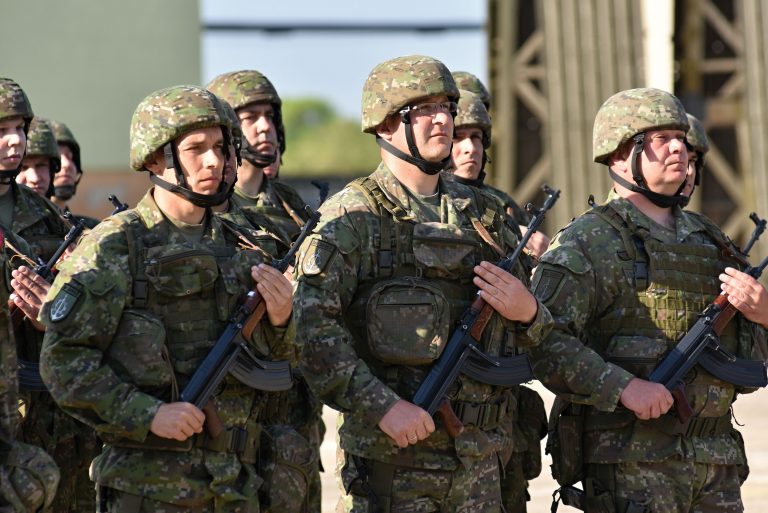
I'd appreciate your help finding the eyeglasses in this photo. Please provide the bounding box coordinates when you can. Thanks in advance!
[400,101,458,119]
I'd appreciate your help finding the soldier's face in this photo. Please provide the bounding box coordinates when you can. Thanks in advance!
[17,155,51,197]
[452,127,484,180]
[0,117,26,171]
[54,144,80,187]
[392,94,454,162]
[614,129,688,195]
[238,103,278,158]
[174,126,226,195]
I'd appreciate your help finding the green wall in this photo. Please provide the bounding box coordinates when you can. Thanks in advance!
[0,0,200,170]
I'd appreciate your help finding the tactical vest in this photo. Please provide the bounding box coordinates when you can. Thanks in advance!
[343,177,525,425]
[102,210,274,456]
[234,181,307,241]
[586,203,749,419]
[12,185,69,263]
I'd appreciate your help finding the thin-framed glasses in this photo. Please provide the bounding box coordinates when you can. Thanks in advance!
[399,101,458,119]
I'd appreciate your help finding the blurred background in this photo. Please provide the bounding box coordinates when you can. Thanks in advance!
[3,1,768,511]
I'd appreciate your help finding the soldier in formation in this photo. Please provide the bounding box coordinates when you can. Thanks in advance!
[530,88,768,513]
[293,55,553,512]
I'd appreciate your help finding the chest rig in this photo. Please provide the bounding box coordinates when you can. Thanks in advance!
[587,204,751,416]
[344,176,522,414]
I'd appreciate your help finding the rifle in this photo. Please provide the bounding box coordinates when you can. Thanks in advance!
[741,212,766,257]
[109,194,129,215]
[310,180,330,207]
[648,252,768,423]
[15,212,88,391]
[412,185,560,437]
[181,205,321,438]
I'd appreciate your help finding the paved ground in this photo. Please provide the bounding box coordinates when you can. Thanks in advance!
[319,383,768,512]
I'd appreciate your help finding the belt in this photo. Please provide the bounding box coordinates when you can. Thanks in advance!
[452,396,510,431]
[585,409,732,438]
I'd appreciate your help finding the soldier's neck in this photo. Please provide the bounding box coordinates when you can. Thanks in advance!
[0,183,10,198]
[237,162,265,197]
[615,185,676,230]
[50,196,67,210]
[383,152,439,196]
[152,187,207,225]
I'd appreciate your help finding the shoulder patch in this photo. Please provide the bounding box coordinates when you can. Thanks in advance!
[533,268,565,304]
[49,282,83,322]
[301,238,337,276]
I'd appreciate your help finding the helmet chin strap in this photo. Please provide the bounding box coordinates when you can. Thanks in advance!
[241,138,277,168]
[376,111,450,175]
[611,133,687,208]
[54,185,76,201]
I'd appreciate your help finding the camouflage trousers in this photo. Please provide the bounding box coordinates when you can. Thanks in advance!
[585,460,744,513]
[103,488,259,513]
[500,451,529,513]
[339,452,502,513]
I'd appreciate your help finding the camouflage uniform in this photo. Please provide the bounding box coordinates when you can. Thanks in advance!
[530,89,766,513]
[39,86,294,512]
[48,120,100,229]
[208,71,323,513]
[448,89,546,513]
[0,77,60,513]
[294,56,553,513]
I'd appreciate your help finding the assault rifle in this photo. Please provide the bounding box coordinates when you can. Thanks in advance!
[741,212,766,257]
[181,205,321,437]
[108,194,129,215]
[412,185,560,437]
[16,212,88,391]
[648,251,768,423]
[310,180,330,207]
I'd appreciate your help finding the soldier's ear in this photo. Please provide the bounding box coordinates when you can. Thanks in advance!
[144,149,167,175]
[375,115,398,141]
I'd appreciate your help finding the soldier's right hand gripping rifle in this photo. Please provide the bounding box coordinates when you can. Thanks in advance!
[181,205,321,438]
[648,242,768,423]
[412,185,560,437]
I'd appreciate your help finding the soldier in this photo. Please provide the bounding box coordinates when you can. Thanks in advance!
[448,89,548,513]
[39,85,295,512]
[681,114,708,201]
[450,71,550,259]
[207,70,309,241]
[0,76,60,513]
[16,118,58,201]
[208,74,324,513]
[293,55,553,512]
[48,120,100,228]
[530,88,768,513]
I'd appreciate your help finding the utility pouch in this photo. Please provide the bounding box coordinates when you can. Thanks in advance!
[258,425,315,513]
[518,385,547,480]
[547,399,584,486]
[366,277,450,365]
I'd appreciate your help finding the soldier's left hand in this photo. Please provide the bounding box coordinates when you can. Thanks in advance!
[10,266,51,332]
[474,261,538,324]
[252,264,293,327]
[720,267,768,328]
[520,226,550,260]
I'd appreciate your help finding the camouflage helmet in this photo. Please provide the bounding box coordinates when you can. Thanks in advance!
[686,113,709,154]
[361,55,460,133]
[0,78,34,130]
[452,71,491,108]
[48,120,82,172]
[219,99,242,165]
[25,118,60,163]
[206,70,286,155]
[592,88,689,164]
[455,89,492,148]
[130,85,231,171]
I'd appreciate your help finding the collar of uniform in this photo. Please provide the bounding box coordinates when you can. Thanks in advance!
[607,193,703,244]
[370,161,418,221]
[141,187,225,245]
[11,182,52,233]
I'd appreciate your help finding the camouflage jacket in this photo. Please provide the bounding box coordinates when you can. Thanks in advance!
[530,195,767,465]
[39,190,294,505]
[232,179,308,241]
[482,184,530,228]
[11,183,70,263]
[294,162,552,469]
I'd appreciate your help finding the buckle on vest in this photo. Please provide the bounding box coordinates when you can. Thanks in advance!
[378,250,393,270]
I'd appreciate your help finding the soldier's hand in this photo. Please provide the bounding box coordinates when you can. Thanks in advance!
[378,399,435,448]
[619,378,673,420]
[720,267,768,328]
[473,261,538,324]
[251,264,293,327]
[10,266,51,332]
[150,402,205,441]
[519,226,550,260]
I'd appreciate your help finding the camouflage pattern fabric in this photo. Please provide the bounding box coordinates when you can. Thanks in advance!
[481,184,530,229]
[130,86,231,172]
[0,78,34,126]
[686,114,709,154]
[231,180,309,241]
[592,88,689,164]
[451,71,491,108]
[529,195,766,506]
[39,190,294,509]
[294,162,553,511]
[361,55,459,133]
[24,118,59,162]
[454,90,491,148]
[10,182,70,262]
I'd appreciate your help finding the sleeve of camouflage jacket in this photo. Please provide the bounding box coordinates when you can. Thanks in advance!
[293,193,401,426]
[527,225,634,411]
[39,221,162,442]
